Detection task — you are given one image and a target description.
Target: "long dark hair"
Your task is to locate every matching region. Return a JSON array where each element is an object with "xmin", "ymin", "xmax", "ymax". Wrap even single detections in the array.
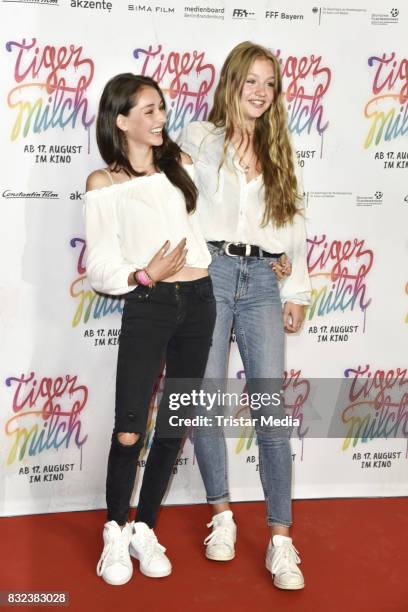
[{"xmin": 96, "ymin": 73, "xmax": 197, "ymax": 213}]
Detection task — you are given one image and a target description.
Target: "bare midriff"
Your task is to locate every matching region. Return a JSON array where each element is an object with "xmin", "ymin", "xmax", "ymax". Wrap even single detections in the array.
[{"xmin": 162, "ymin": 267, "xmax": 209, "ymax": 282}]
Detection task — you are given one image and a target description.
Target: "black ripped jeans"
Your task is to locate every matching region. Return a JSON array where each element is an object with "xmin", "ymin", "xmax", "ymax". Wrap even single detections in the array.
[{"xmin": 106, "ymin": 276, "xmax": 216, "ymax": 528}]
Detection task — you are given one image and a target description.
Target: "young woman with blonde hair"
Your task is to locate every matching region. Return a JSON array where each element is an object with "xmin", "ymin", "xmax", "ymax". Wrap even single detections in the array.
[{"xmin": 180, "ymin": 41, "xmax": 311, "ymax": 590}]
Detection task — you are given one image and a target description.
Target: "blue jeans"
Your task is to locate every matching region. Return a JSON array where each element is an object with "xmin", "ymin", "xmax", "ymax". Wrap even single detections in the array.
[{"xmin": 193, "ymin": 244, "xmax": 292, "ymax": 527}]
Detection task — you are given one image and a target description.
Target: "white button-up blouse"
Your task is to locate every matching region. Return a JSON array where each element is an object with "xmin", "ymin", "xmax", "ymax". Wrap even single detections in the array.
[{"xmin": 179, "ymin": 121, "xmax": 311, "ymax": 305}]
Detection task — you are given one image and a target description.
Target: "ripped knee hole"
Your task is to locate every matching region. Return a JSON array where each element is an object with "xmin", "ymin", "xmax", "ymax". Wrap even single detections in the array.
[{"xmin": 117, "ymin": 432, "xmax": 140, "ymax": 446}]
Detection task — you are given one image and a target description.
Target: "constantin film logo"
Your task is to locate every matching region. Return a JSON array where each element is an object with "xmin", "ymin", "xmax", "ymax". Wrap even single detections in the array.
[
  {"xmin": 2, "ymin": 189, "xmax": 59, "ymax": 199},
  {"xmin": 2, "ymin": 0, "xmax": 59, "ymax": 5}
]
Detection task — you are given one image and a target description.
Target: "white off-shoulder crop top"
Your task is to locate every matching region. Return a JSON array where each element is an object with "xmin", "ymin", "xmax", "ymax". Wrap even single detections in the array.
[{"xmin": 84, "ymin": 164, "xmax": 211, "ymax": 295}]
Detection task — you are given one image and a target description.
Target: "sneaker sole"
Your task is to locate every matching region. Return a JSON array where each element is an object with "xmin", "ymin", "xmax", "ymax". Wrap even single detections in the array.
[
  {"xmin": 99, "ymin": 571, "xmax": 133, "ymax": 586},
  {"xmin": 129, "ymin": 546, "xmax": 172, "ymax": 578},
  {"xmin": 273, "ymin": 577, "xmax": 305, "ymax": 590},
  {"xmin": 205, "ymin": 550, "xmax": 235, "ymax": 561},
  {"xmin": 139, "ymin": 565, "xmax": 172, "ymax": 578},
  {"xmin": 265, "ymin": 559, "xmax": 305, "ymax": 590}
]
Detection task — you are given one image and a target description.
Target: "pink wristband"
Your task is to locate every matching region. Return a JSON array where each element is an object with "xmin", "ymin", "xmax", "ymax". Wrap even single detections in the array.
[
  {"xmin": 134, "ymin": 269, "xmax": 155, "ymax": 287},
  {"xmin": 135, "ymin": 270, "xmax": 150, "ymax": 286}
]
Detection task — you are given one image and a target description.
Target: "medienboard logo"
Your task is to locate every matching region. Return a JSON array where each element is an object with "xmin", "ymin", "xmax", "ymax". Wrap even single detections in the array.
[
  {"xmin": 232, "ymin": 8, "xmax": 255, "ymax": 19},
  {"xmin": 184, "ymin": 5, "xmax": 225, "ymax": 19}
]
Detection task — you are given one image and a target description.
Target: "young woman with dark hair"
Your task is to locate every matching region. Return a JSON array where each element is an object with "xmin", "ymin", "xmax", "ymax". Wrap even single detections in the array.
[
  {"xmin": 180, "ymin": 42, "xmax": 311, "ymax": 590},
  {"xmin": 85, "ymin": 73, "xmax": 216, "ymax": 586}
]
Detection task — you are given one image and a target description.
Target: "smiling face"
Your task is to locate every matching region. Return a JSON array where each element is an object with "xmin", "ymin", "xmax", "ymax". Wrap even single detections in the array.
[
  {"xmin": 116, "ymin": 85, "xmax": 166, "ymax": 148},
  {"xmin": 240, "ymin": 57, "xmax": 275, "ymax": 123}
]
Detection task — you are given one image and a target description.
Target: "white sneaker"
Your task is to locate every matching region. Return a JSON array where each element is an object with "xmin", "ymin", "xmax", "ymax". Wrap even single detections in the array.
[
  {"xmin": 265, "ymin": 535, "xmax": 305, "ymax": 590},
  {"xmin": 129, "ymin": 522, "xmax": 172, "ymax": 578},
  {"xmin": 96, "ymin": 521, "xmax": 133, "ymax": 586},
  {"xmin": 204, "ymin": 510, "xmax": 237, "ymax": 561}
]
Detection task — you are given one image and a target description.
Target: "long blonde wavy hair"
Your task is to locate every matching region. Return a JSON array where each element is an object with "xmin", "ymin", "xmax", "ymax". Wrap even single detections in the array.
[{"xmin": 209, "ymin": 41, "xmax": 300, "ymax": 227}]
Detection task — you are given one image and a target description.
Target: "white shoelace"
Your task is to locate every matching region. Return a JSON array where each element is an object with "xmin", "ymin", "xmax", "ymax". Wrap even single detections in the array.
[
  {"xmin": 135, "ymin": 529, "xmax": 166, "ymax": 564},
  {"xmin": 271, "ymin": 542, "xmax": 301, "ymax": 576},
  {"xmin": 204, "ymin": 519, "xmax": 234, "ymax": 548},
  {"xmin": 96, "ymin": 528, "xmax": 130, "ymax": 576}
]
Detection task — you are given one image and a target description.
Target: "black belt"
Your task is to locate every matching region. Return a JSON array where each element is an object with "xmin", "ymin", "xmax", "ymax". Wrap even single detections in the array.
[{"xmin": 208, "ymin": 241, "xmax": 283, "ymax": 259}]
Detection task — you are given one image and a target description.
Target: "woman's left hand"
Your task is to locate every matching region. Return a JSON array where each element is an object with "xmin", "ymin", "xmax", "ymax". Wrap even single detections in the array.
[
  {"xmin": 283, "ymin": 302, "xmax": 305, "ymax": 333},
  {"xmin": 270, "ymin": 254, "xmax": 292, "ymax": 280}
]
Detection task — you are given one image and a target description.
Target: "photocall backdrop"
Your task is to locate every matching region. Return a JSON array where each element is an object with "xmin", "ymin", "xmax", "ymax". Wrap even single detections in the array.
[{"xmin": 1, "ymin": 0, "xmax": 407, "ymax": 517}]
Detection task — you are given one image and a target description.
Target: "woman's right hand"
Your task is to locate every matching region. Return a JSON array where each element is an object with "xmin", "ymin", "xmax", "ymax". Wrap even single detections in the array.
[
  {"xmin": 270, "ymin": 254, "xmax": 292, "ymax": 280},
  {"xmin": 146, "ymin": 239, "xmax": 188, "ymax": 282}
]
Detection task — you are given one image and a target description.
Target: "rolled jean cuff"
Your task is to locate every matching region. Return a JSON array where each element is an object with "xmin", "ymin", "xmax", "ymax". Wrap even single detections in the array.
[
  {"xmin": 268, "ymin": 519, "xmax": 292, "ymax": 528},
  {"xmin": 207, "ymin": 493, "xmax": 230, "ymax": 504}
]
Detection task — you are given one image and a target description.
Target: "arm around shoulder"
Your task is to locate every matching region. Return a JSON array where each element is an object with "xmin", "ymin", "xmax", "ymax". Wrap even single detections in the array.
[
  {"xmin": 177, "ymin": 121, "xmax": 208, "ymax": 162},
  {"xmin": 180, "ymin": 152, "xmax": 193, "ymax": 165}
]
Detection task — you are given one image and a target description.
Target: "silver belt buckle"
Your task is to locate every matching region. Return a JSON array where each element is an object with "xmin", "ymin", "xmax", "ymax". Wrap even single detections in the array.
[
  {"xmin": 225, "ymin": 242, "xmax": 238, "ymax": 257},
  {"xmin": 225, "ymin": 242, "xmax": 251, "ymax": 257}
]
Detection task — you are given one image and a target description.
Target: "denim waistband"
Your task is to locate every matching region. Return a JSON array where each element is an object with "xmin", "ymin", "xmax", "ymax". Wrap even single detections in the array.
[
  {"xmin": 155, "ymin": 276, "xmax": 211, "ymax": 293},
  {"xmin": 127, "ymin": 275, "xmax": 212, "ymax": 298}
]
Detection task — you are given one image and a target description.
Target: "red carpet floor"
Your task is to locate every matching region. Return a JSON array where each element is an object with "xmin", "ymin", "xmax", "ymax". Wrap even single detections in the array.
[{"xmin": 1, "ymin": 498, "xmax": 407, "ymax": 612}]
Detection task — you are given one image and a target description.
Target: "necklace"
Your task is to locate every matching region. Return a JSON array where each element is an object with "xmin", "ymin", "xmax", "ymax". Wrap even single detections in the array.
[
  {"xmin": 238, "ymin": 153, "xmax": 254, "ymax": 174},
  {"xmin": 231, "ymin": 127, "xmax": 257, "ymax": 174}
]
